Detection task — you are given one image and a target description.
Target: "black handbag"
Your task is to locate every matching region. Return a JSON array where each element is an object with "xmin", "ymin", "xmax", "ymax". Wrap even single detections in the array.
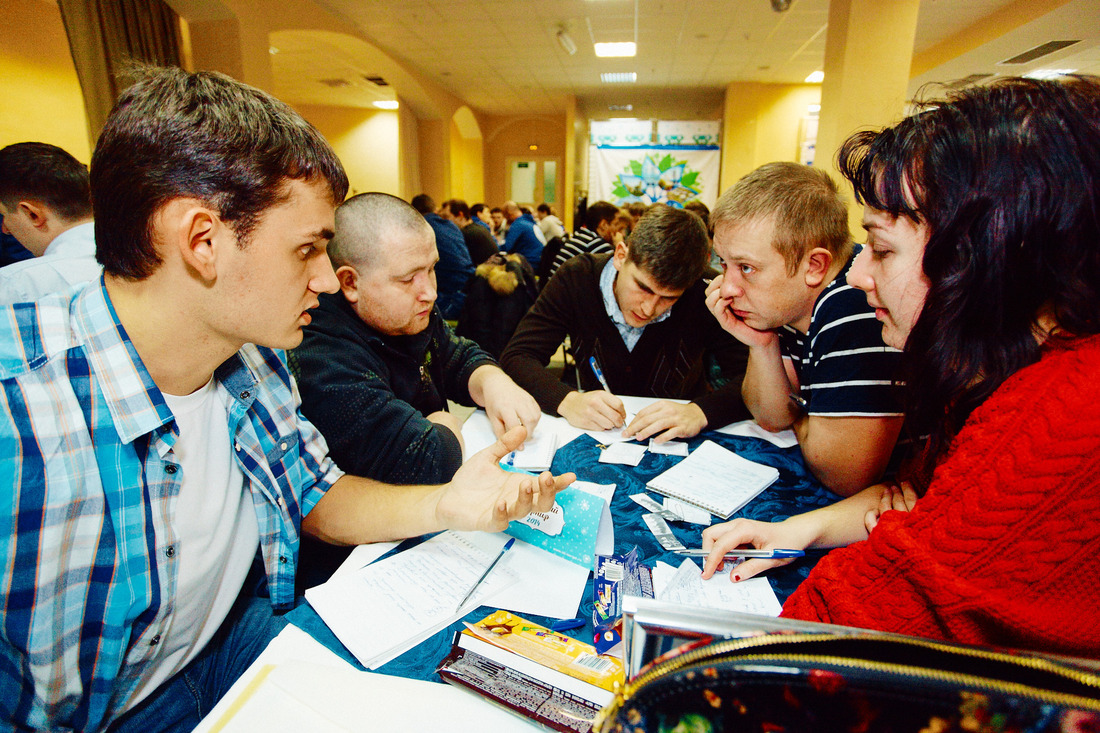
[{"xmin": 595, "ymin": 598, "xmax": 1100, "ymax": 733}]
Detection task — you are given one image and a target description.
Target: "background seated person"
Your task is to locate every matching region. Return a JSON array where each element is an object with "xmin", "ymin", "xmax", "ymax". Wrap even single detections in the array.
[
  {"xmin": 409, "ymin": 193, "xmax": 473, "ymax": 319},
  {"xmin": 0, "ymin": 142, "xmax": 101, "ymax": 303},
  {"xmin": 548, "ymin": 199, "xmax": 620, "ymax": 279},
  {"xmin": 500, "ymin": 204, "xmax": 749, "ymax": 442},
  {"xmin": 702, "ymin": 76, "xmax": 1100, "ymax": 658},
  {"xmin": 706, "ymin": 162, "xmax": 905, "ymax": 496},
  {"xmin": 293, "ymin": 191, "xmax": 540, "ymax": 485},
  {"xmin": 501, "ymin": 200, "xmax": 544, "ymax": 270}
]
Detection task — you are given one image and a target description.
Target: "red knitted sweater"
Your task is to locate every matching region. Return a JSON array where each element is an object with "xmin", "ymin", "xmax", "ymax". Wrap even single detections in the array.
[{"xmin": 782, "ymin": 334, "xmax": 1100, "ymax": 657}]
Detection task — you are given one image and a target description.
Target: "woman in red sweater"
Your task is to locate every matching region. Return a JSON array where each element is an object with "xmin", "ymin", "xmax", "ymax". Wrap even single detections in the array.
[{"xmin": 702, "ymin": 75, "xmax": 1100, "ymax": 657}]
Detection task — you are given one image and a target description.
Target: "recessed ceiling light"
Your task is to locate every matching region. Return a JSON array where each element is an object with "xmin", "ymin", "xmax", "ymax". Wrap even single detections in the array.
[
  {"xmin": 807, "ymin": 103, "xmax": 821, "ymax": 114},
  {"xmin": 373, "ymin": 100, "xmax": 399, "ymax": 110},
  {"xmin": 805, "ymin": 70, "xmax": 824, "ymax": 83},
  {"xmin": 601, "ymin": 72, "xmax": 637, "ymax": 83},
  {"xmin": 269, "ymin": 47, "xmax": 279, "ymax": 54},
  {"xmin": 1024, "ymin": 68, "xmax": 1076, "ymax": 79},
  {"xmin": 594, "ymin": 42, "xmax": 636, "ymax": 58}
]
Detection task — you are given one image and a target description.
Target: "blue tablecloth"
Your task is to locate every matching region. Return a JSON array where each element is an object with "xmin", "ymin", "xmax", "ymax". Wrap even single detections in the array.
[{"xmin": 288, "ymin": 429, "xmax": 839, "ymax": 681}]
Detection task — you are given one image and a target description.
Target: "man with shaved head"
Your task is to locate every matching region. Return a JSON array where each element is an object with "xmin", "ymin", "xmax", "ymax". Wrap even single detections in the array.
[{"xmin": 292, "ymin": 192, "xmax": 540, "ymax": 486}]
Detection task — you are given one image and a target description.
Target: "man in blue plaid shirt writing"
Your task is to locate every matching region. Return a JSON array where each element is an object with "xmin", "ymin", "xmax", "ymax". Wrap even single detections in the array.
[{"xmin": 0, "ymin": 66, "xmax": 572, "ymax": 733}]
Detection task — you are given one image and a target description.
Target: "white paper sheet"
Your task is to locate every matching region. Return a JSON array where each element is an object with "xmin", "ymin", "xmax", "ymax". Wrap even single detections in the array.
[
  {"xmin": 648, "ymin": 439, "xmax": 689, "ymax": 456},
  {"xmin": 306, "ymin": 532, "xmax": 518, "ymax": 668},
  {"xmin": 201, "ymin": 657, "xmax": 540, "ymax": 733},
  {"xmin": 597, "ymin": 442, "xmax": 647, "ymax": 465},
  {"xmin": 193, "ymin": 626, "xmax": 356, "ymax": 733},
  {"xmin": 715, "ymin": 419, "xmax": 798, "ymax": 448},
  {"xmin": 658, "ymin": 558, "xmax": 783, "ymax": 616},
  {"xmin": 327, "ymin": 542, "xmax": 400, "ymax": 582}
]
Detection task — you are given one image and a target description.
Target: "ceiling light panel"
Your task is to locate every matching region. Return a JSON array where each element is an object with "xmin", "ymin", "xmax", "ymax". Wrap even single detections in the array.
[{"xmin": 601, "ymin": 72, "xmax": 637, "ymax": 83}]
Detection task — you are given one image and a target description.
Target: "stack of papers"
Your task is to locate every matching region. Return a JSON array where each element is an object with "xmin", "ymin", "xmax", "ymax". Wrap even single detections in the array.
[{"xmin": 306, "ymin": 532, "xmax": 518, "ymax": 668}]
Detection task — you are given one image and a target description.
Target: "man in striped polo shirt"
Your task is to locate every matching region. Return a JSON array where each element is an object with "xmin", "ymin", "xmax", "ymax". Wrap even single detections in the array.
[{"xmin": 705, "ymin": 162, "xmax": 904, "ymax": 497}]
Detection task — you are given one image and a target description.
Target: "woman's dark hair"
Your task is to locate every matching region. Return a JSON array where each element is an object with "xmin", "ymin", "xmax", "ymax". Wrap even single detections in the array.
[
  {"xmin": 91, "ymin": 66, "xmax": 348, "ymax": 279},
  {"xmin": 838, "ymin": 76, "xmax": 1100, "ymax": 475}
]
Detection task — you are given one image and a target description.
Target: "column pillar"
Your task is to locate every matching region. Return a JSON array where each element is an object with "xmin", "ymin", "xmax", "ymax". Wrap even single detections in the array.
[{"xmin": 816, "ymin": 0, "xmax": 920, "ymax": 235}]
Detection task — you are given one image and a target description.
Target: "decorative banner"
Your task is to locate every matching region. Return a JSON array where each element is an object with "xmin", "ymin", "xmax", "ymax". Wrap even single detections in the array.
[
  {"xmin": 656, "ymin": 120, "xmax": 721, "ymax": 146},
  {"xmin": 589, "ymin": 145, "xmax": 722, "ymax": 209},
  {"xmin": 590, "ymin": 119, "xmax": 653, "ymax": 146}
]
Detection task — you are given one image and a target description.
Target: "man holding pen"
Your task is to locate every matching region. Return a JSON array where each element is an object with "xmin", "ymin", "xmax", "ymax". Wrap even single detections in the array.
[{"xmin": 500, "ymin": 204, "xmax": 750, "ymax": 441}]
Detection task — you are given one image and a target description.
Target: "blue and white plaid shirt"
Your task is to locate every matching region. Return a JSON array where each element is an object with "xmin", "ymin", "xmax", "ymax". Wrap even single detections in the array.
[{"xmin": 0, "ymin": 279, "xmax": 343, "ymax": 731}]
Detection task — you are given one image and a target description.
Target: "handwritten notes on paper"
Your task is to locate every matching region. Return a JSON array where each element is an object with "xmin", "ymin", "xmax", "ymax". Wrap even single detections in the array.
[
  {"xmin": 305, "ymin": 532, "xmax": 518, "ymax": 669},
  {"xmin": 658, "ymin": 559, "xmax": 783, "ymax": 617}
]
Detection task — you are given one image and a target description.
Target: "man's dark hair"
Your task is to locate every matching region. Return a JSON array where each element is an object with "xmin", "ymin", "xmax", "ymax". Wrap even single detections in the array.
[
  {"xmin": 471, "ymin": 203, "xmax": 488, "ymax": 219},
  {"xmin": 490, "ymin": 206, "xmax": 502, "ymax": 215},
  {"xmin": 584, "ymin": 200, "xmax": 620, "ymax": 232},
  {"xmin": 410, "ymin": 193, "xmax": 436, "ymax": 214},
  {"xmin": 0, "ymin": 142, "xmax": 91, "ymax": 222},
  {"xmin": 445, "ymin": 199, "xmax": 470, "ymax": 219},
  {"xmin": 838, "ymin": 75, "xmax": 1100, "ymax": 477},
  {"xmin": 91, "ymin": 66, "xmax": 348, "ymax": 280},
  {"xmin": 537, "ymin": 203, "xmax": 552, "ymax": 215},
  {"xmin": 625, "ymin": 202, "xmax": 649, "ymax": 221},
  {"xmin": 626, "ymin": 204, "xmax": 709, "ymax": 290}
]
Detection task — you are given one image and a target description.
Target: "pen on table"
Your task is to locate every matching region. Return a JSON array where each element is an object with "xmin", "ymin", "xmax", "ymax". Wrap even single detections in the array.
[
  {"xmin": 589, "ymin": 356, "xmax": 612, "ymax": 392},
  {"xmin": 456, "ymin": 538, "xmax": 515, "ymax": 613},
  {"xmin": 676, "ymin": 548, "xmax": 805, "ymax": 559}
]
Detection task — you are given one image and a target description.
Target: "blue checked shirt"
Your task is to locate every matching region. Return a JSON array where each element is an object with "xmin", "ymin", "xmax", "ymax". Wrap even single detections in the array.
[{"xmin": 0, "ymin": 280, "xmax": 344, "ymax": 731}]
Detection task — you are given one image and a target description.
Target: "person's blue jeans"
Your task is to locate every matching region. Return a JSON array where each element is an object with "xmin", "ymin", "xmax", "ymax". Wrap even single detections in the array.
[{"xmin": 108, "ymin": 588, "xmax": 288, "ymax": 733}]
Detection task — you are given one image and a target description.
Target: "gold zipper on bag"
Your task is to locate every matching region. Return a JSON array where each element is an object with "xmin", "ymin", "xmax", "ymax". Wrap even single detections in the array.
[{"xmin": 594, "ymin": 633, "xmax": 1100, "ymax": 730}]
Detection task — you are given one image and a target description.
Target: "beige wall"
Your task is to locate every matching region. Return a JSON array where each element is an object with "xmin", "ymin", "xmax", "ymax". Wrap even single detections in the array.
[
  {"xmin": 297, "ymin": 105, "xmax": 400, "ymax": 198},
  {"xmin": 719, "ymin": 83, "xmax": 821, "ymax": 192},
  {"xmin": 482, "ymin": 115, "xmax": 566, "ymax": 208},
  {"xmin": 0, "ymin": 0, "xmax": 91, "ymax": 160},
  {"xmin": 449, "ymin": 118, "xmax": 484, "ymax": 204}
]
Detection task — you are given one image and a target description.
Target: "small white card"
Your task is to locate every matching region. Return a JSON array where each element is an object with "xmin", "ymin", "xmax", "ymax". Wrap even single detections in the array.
[
  {"xmin": 647, "ymin": 439, "xmax": 689, "ymax": 456},
  {"xmin": 598, "ymin": 442, "xmax": 647, "ymax": 466}
]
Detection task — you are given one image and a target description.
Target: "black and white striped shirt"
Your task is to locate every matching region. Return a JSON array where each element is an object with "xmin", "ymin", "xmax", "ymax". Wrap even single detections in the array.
[{"xmin": 779, "ymin": 247, "xmax": 904, "ymax": 417}]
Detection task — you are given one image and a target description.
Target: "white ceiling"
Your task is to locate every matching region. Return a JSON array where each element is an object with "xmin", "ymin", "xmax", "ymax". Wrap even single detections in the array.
[{"xmin": 263, "ymin": 0, "xmax": 1100, "ymax": 118}]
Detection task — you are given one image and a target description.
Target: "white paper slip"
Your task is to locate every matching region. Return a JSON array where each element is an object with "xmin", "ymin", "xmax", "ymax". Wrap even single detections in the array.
[
  {"xmin": 715, "ymin": 419, "xmax": 799, "ymax": 449},
  {"xmin": 629, "ymin": 493, "xmax": 682, "ymax": 522},
  {"xmin": 598, "ymin": 442, "xmax": 647, "ymax": 466},
  {"xmin": 647, "ymin": 439, "xmax": 689, "ymax": 456},
  {"xmin": 646, "ymin": 440, "xmax": 779, "ymax": 519},
  {"xmin": 663, "ymin": 497, "xmax": 712, "ymax": 526},
  {"xmin": 305, "ymin": 531, "xmax": 518, "ymax": 669},
  {"xmin": 659, "ymin": 558, "xmax": 783, "ymax": 616}
]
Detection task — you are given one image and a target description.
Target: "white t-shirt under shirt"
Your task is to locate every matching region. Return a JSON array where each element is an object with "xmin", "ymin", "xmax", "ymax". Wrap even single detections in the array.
[{"xmin": 126, "ymin": 378, "xmax": 260, "ymax": 710}]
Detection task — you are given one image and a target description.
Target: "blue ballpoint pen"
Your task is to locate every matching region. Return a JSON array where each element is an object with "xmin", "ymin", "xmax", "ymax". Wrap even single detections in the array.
[
  {"xmin": 456, "ymin": 538, "xmax": 516, "ymax": 612},
  {"xmin": 589, "ymin": 356, "xmax": 612, "ymax": 392},
  {"xmin": 675, "ymin": 548, "xmax": 805, "ymax": 560}
]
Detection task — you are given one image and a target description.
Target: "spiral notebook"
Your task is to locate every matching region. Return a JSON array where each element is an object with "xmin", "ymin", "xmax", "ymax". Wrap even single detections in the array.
[{"xmin": 644, "ymin": 440, "xmax": 779, "ymax": 519}]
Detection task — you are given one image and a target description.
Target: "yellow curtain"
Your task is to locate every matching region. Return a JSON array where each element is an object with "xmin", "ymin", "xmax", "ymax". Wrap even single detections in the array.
[{"xmin": 58, "ymin": 0, "xmax": 182, "ymax": 148}]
